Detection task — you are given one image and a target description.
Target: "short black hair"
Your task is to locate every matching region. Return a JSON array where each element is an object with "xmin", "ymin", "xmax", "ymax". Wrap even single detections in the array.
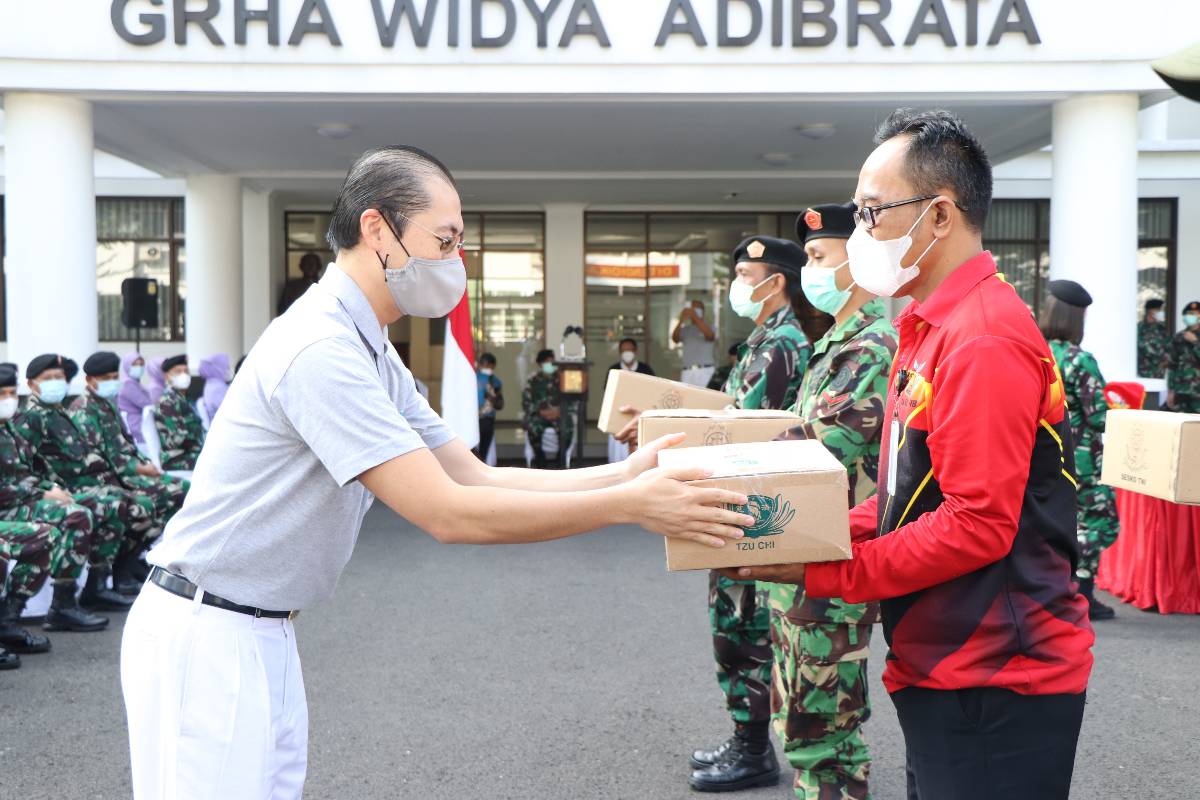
[
  {"xmin": 619, "ymin": 338, "xmax": 638, "ymax": 349},
  {"xmin": 763, "ymin": 263, "xmax": 803, "ymax": 306},
  {"xmin": 536, "ymin": 349, "xmax": 555, "ymax": 363},
  {"xmin": 1145, "ymin": 298, "xmax": 1165, "ymax": 312},
  {"xmin": 728, "ymin": 344, "xmax": 740, "ymax": 357},
  {"xmin": 325, "ymin": 145, "xmax": 457, "ymax": 254},
  {"xmin": 1039, "ymin": 295, "xmax": 1086, "ymax": 346},
  {"xmin": 874, "ymin": 108, "xmax": 992, "ymax": 231},
  {"xmin": 479, "ymin": 352, "xmax": 497, "ymax": 367}
]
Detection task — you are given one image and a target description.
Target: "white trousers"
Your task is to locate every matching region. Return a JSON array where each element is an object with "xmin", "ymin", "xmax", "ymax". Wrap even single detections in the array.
[
  {"xmin": 121, "ymin": 581, "xmax": 309, "ymax": 800},
  {"xmin": 680, "ymin": 365, "xmax": 715, "ymax": 388}
]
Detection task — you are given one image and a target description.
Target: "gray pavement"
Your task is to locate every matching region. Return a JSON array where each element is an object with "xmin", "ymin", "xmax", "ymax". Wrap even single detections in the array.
[{"xmin": 2, "ymin": 507, "xmax": 1199, "ymax": 799}]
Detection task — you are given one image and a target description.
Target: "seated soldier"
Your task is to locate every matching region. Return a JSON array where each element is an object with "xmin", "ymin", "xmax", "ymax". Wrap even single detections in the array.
[
  {"xmin": 13, "ymin": 355, "xmax": 154, "ymax": 608},
  {"xmin": 522, "ymin": 349, "xmax": 572, "ymax": 468},
  {"xmin": 71, "ymin": 351, "xmax": 189, "ymax": 585},
  {"xmin": 155, "ymin": 354, "xmax": 206, "ymax": 471}
]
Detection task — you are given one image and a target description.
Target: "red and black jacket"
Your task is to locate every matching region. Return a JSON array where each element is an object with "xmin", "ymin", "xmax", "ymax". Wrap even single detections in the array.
[{"xmin": 805, "ymin": 252, "xmax": 1094, "ymax": 696}]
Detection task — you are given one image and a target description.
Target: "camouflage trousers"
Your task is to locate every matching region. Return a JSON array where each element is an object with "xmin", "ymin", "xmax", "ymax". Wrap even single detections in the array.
[
  {"xmin": 526, "ymin": 417, "xmax": 572, "ymax": 467},
  {"xmin": 709, "ymin": 571, "xmax": 773, "ymax": 724},
  {"xmin": 1076, "ymin": 477, "xmax": 1119, "ymax": 580},
  {"xmin": 71, "ymin": 474, "xmax": 176, "ymax": 543},
  {"xmin": 767, "ymin": 586, "xmax": 873, "ymax": 800},
  {"xmin": 121, "ymin": 473, "xmax": 188, "ymax": 533},
  {"xmin": 0, "ymin": 519, "xmax": 88, "ymax": 600},
  {"xmin": 3, "ymin": 490, "xmax": 150, "ymax": 568},
  {"xmin": 1173, "ymin": 394, "xmax": 1200, "ymax": 414}
]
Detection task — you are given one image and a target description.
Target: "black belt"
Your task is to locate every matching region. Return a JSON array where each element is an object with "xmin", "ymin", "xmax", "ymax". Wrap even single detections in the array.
[{"xmin": 149, "ymin": 567, "xmax": 298, "ymax": 620}]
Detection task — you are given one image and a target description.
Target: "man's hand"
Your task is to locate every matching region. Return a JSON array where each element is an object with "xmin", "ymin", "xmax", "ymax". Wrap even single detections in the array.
[
  {"xmin": 622, "ymin": 465, "xmax": 753, "ymax": 547},
  {"xmin": 614, "ymin": 405, "xmax": 642, "ymax": 445},
  {"xmin": 622, "ymin": 432, "xmax": 685, "ymax": 481},
  {"xmin": 680, "ymin": 307, "xmax": 693, "ymax": 323},
  {"xmin": 539, "ymin": 407, "xmax": 561, "ymax": 422},
  {"xmin": 1185, "ymin": 331, "xmax": 1198, "ymax": 344},
  {"xmin": 717, "ymin": 564, "xmax": 807, "ymax": 584},
  {"xmin": 136, "ymin": 462, "xmax": 162, "ymax": 478},
  {"xmin": 42, "ymin": 487, "xmax": 73, "ymax": 504}
]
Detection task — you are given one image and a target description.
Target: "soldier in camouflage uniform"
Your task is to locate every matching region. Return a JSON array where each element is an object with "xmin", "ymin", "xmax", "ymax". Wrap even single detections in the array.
[
  {"xmin": 1137, "ymin": 299, "xmax": 1170, "ymax": 379},
  {"xmin": 1168, "ymin": 301, "xmax": 1200, "ymax": 414},
  {"xmin": 522, "ymin": 348, "xmax": 573, "ymax": 468},
  {"xmin": 156, "ymin": 354, "xmax": 206, "ymax": 471},
  {"xmin": 761, "ymin": 203, "xmax": 898, "ymax": 800},
  {"xmin": 706, "ymin": 344, "xmax": 740, "ymax": 391},
  {"xmin": 71, "ymin": 352, "xmax": 189, "ymax": 562},
  {"xmin": 15, "ymin": 354, "xmax": 154, "ymax": 607},
  {"xmin": 0, "ymin": 363, "xmax": 113, "ymax": 633},
  {"xmin": 1041, "ymin": 281, "xmax": 1119, "ymax": 621},
  {"xmin": 691, "ymin": 236, "xmax": 812, "ymax": 793}
]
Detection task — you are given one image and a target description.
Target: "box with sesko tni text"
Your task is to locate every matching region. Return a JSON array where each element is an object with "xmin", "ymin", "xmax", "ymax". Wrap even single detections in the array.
[
  {"xmin": 596, "ymin": 370, "xmax": 731, "ymax": 435},
  {"xmin": 637, "ymin": 408, "xmax": 800, "ymax": 449},
  {"xmin": 1101, "ymin": 409, "xmax": 1200, "ymax": 504},
  {"xmin": 657, "ymin": 440, "xmax": 852, "ymax": 571}
]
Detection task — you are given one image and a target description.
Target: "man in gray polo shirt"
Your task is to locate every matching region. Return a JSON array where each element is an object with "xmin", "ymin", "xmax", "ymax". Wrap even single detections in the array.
[{"xmin": 120, "ymin": 145, "xmax": 753, "ymax": 800}]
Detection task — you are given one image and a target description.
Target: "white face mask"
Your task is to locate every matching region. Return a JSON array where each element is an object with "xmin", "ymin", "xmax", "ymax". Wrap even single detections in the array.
[
  {"xmin": 847, "ymin": 201, "xmax": 938, "ymax": 298},
  {"xmin": 620, "ymin": 351, "xmax": 637, "ymax": 366},
  {"xmin": 1153, "ymin": 310, "xmax": 1166, "ymax": 323},
  {"xmin": 0, "ymin": 397, "xmax": 17, "ymax": 420},
  {"xmin": 170, "ymin": 373, "xmax": 192, "ymax": 391}
]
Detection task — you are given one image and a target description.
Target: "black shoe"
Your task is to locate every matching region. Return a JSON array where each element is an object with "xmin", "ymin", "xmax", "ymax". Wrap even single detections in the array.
[
  {"xmin": 0, "ymin": 594, "xmax": 51, "ymax": 653},
  {"xmin": 0, "ymin": 644, "xmax": 20, "ymax": 670},
  {"xmin": 43, "ymin": 581, "xmax": 108, "ymax": 632},
  {"xmin": 79, "ymin": 566, "xmax": 135, "ymax": 611},
  {"xmin": 112, "ymin": 554, "xmax": 144, "ymax": 596},
  {"xmin": 1078, "ymin": 577, "xmax": 1116, "ymax": 621},
  {"xmin": 689, "ymin": 739, "xmax": 779, "ymax": 793},
  {"xmin": 128, "ymin": 555, "xmax": 152, "ymax": 584},
  {"xmin": 691, "ymin": 735, "xmax": 738, "ymax": 769}
]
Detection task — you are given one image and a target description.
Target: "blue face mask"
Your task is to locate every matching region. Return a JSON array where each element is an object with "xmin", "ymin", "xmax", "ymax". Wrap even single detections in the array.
[
  {"xmin": 541, "ymin": 362, "xmax": 557, "ymax": 376},
  {"xmin": 1186, "ymin": 313, "xmax": 1200, "ymax": 328},
  {"xmin": 128, "ymin": 365, "xmax": 145, "ymax": 380},
  {"xmin": 37, "ymin": 379, "xmax": 68, "ymax": 405},
  {"xmin": 96, "ymin": 379, "xmax": 122, "ymax": 399},
  {"xmin": 801, "ymin": 260, "xmax": 854, "ymax": 316}
]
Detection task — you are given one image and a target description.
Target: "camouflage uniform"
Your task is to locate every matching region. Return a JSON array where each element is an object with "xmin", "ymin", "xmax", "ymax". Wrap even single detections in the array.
[
  {"xmin": 766, "ymin": 299, "xmax": 896, "ymax": 800},
  {"xmin": 712, "ymin": 305, "xmax": 812, "ymax": 726},
  {"xmin": 70, "ymin": 391, "xmax": 188, "ymax": 528},
  {"xmin": 1137, "ymin": 320, "xmax": 1170, "ymax": 379},
  {"xmin": 154, "ymin": 387, "xmax": 205, "ymax": 471},
  {"xmin": 1168, "ymin": 330, "xmax": 1200, "ymax": 413},
  {"xmin": 522, "ymin": 372, "xmax": 574, "ymax": 466},
  {"xmin": 0, "ymin": 519, "xmax": 89, "ymax": 600},
  {"xmin": 1049, "ymin": 340, "xmax": 1118, "ymax": 580},
  {"xmin": 12, "ymin": 397, "xmax": 157, "ymax": 558}
]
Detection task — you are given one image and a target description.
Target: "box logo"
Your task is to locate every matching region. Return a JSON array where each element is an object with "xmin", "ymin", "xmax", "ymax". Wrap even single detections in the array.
[
  {"xmin": 728, "ymin": 494, "xmax": 795, "ymax": 539},
  {"xmin": 658, "ymin": 389, "xmax": 683, "ymax": 409},
  {"xmin": 703, "ymin": 423, "xmax": 732, "ymax": 447},
  {"xmin": 1123, "ymin": 423, "xmax": 1147, "ymax": 473}
]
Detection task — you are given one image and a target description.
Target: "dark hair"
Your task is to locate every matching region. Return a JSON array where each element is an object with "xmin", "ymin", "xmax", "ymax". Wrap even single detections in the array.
[
  {"xmin": 728, "ymin": 344, "xmax": 741, "ymax": 357},
  {"xmin": 874, "ymin": 108, "xmax": 992, "ymax": 232},
  {"xmin": 298, "ymin": 251, "xmax": 323, "ymax": 274},
  {"xmin": 763, "ymin": 264, "xmax": 803, "ymax": 306},
  {"xmin": 325, "ymin": 145, "xmax": 457, "ymax": 254},
  {"xmin": 536, "ymin": 349, "xmax": 555, "ymax": 363},
  {"xmin": 1145, "ymin": 298, "xmax": 1165, "ymax": 312},
  {"xmin": 1039, "ymin": 295, "xmax": 1086, "ymax": 346},
  {"xmin": 619, "ymin": 338, "xmax": 638, "ymax": 349},
  {"xmin": 479, "ymin": 352, "xmax": 497, "ymax": 367}
]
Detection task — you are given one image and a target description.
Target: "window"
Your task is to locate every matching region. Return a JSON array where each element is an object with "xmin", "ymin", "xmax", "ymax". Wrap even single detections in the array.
[
  {"xmin": 96, "ymin": 197, "xmax": 185, "ymax": 341},
  {"xmin": 983, "ymin": 199, "xmax": 1050, "ymax": 319},
  {"xmin": 0, "ymin": 195, "xmax": 6, "ymax": 340},
  {"xmin": 284, "ymin": 211, "xmax": 335, "ymax": 288},
  {"xmin": 1137, "ymin": 198, "xmax": 1177, "ymax": 334}
]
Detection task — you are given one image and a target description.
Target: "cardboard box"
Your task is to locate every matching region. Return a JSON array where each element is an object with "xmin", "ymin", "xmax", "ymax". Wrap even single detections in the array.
[
  {"xmin": 657, "ymin": 440, "xmax": 852, "ymax": 571},
  {"xmin": 1100, "ymin": 409, "xmax": 1200, "ymax": 504},
  {"xmin": 596, "ymin": 370, "xmax": 731, "ymax": 435},
  {"xmin": 638, "ymin": 408, "xmax": 801, "ymax": 449}
]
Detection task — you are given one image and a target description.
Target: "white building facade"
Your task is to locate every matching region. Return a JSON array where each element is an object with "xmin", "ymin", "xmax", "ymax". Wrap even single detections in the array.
[{"xmin": 1, "ymin": 0, "xmax": 1198, "ymax": 455}]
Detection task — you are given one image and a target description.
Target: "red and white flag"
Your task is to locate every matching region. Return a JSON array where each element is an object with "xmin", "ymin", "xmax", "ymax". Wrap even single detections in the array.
[{"xmin": 441, "ymin": 249, "xmax": 479, "ymax": 448}]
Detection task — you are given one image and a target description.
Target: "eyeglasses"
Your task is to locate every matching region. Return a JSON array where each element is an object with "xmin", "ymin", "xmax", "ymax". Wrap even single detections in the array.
[
  {"xmin": 384, "ymin": 210, "xmax": 467, "ymax": 257},
  {"xmin": 852, "ymin": 194, "xmax": 969, "ymax": 231}
]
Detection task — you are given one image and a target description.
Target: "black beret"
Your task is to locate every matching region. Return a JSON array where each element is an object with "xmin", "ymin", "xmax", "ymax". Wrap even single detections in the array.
[
  {"xmin": 0, "ymin": 364, "xmax": 16, "ymax": 388},
  {"xmin": 83, "ymin": 351, "xmax": 121, "ymax": 377},
  {"xmin": 1048, "ymin": 280, "xmax": 1093, "ymax": 309},
  {"xmin": 1185, "ymin": 301, "xmax": 1200, "ymax": 313},
  {"xmin": 162, "ymin": 354, "xmax": 188, "ymax": 373},
  {"xmin": 1145, "ymin": 298, "xmax": 1165, "ymax": 311},
  {"xmin": 536, "ymin": 349, "xmax": 555, "ymax": 363},
  {"xmin": 732, "ymin": 236, "xmax": 807, "ymax": 275},
  {"xmin": 797, "ymin": 203, "xmax": 857, "ymax": 243},
  {"xmin": 63, "ymin": 359, "xmax": 79, "ymax": 382},
  {"xmin": 26, "ymin": 353, "xmax": 65, "ymax": 380}
]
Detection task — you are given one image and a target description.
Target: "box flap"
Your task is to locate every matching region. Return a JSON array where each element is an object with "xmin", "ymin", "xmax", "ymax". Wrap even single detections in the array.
[
  {"xmin": 657, "ymin": 439, "xmax": 843, "ymax": 478},
  {"xmin": 639, "ymin": 408, "xmax": 798, "ymax": 421}
]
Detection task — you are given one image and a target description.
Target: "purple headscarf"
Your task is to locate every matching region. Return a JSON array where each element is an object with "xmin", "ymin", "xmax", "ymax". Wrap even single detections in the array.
[
  {"xmin": 199, "ymin": 353, "xmax": 230, "ymax": 418},
  {"xmin": 146, "ymin": 357, "xmax": 166, "ymax": 405},
  {"xmin": 117, "ymin": 352, "xmax": 149, "ymax": 443}
]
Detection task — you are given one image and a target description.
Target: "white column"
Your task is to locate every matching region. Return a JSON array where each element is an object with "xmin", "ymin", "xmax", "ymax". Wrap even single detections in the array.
[
  {"xmin": 3, "ymin": 93, "xmax": 96, "ymax": 383},
  {"xmin": 1050, "ymin": 94, "xmax": 1139, "ymax": 381},
  {"xmin": 240, "ymin": 186, "xmax": 271, "ymax": 354},
  {"xmin": 543, "ymin": 203, "xmax": 586, "ymax": 348},
  {"xmin": 184, "ymin": 175, "xmax": 243, "ymax": 368}
]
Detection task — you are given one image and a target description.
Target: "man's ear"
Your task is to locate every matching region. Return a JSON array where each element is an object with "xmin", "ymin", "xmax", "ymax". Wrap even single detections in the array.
[
  {"xmin": 933, "ymin": 197, "xmax": 956, "ymax": 236},
  {"xmin": 359, "ymin": 209, "xmax": 387, "ymax": 251}
]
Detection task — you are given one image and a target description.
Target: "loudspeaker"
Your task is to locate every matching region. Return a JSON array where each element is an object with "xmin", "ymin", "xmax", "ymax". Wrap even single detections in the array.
[{"xmin": 121, "ymin": 278, "xmax": 159, "ymax": 329}]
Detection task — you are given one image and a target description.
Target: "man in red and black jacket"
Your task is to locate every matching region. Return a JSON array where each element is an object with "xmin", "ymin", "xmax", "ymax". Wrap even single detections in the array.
[{"xmin": 726, "ymin": 109, "xmax": 1095, "ymax": 800}]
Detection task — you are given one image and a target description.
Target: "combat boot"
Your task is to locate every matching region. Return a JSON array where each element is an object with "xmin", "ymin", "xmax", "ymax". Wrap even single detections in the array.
[
  {"xmin": 112, "ymin": 553, "xmax": 144, "ymax": 596},
  {"xmin": 43, "ymin": 580, "xmax": 108, "ymax": 632},
  {"xmin": 691, "ymin": 733, "xmax": 738, "ymax": 769},
  {"xmin": 0, "ymin": 593, "xmax": 51, "ymax": 653},
  {"xmin": 689, "ymin": 723, "xmax": 779, "ymax": 792},
  {"xmin": 1079, "ymin": 577, "xmax": 1116, "ymax": 621},
  {"xmin": 0, "ymin": 644, "xmax": 20, "ymax": 670},
  {"xmin": 78, "ymin": 566, "xmax": 134, "ymax": 612}
]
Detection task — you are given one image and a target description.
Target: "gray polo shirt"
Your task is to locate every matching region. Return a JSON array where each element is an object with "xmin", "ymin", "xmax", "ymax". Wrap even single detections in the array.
[
  {"xmin": 149, "ymin": 264, "xmax": 457, "ymax": 610},
  {"xmin": 679, "ymin": 323, "xmax": 715, "ymax": 368}
]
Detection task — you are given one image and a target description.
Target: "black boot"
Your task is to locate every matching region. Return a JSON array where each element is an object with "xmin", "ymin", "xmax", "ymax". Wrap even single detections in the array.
[
  {"xmin": 78, "ymin": 566, "xmax": 134, "ymax": 612},
  {"xmin": 0, "ymin": 644, "xmax": 20, "ymax": 670},
  {"xmin": 128, "ymin": 554, "xmax": 152, "ymax": 584},
  {"xmin": 112, "ymin": 553, "xmax": 144, "ymax": 596},
  {"xmin": 691, "ymin": 734, "xmax": 738, "ymax": 769},
  {"xmin": 0, "ymin": 593, "xmax": 51, "ymax": 653},
  {"xmin": 689, "ymin": 723, "xmax": 779, "ymax": 793},
  {"xmin": 1079, "ymin": 577, "xmax": 1116, "ymax": 621},
  {"xmin": 43, "ymin": 580, "xmax": 108, "ymax": 632}
]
